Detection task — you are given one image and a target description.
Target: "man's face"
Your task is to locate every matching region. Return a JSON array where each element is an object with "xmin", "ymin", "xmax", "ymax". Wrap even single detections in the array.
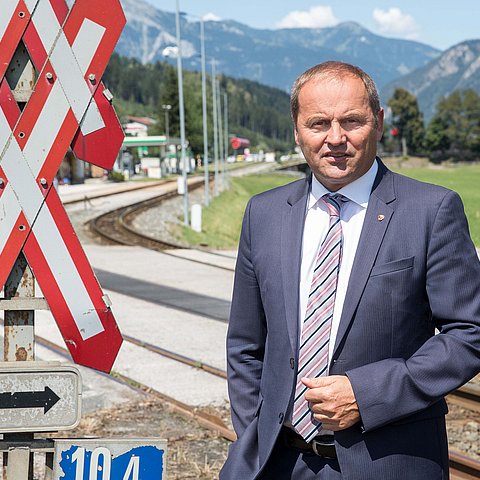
[{"xmin": 294, "ymin": 75, "xmax": 384, "ymax": 191}]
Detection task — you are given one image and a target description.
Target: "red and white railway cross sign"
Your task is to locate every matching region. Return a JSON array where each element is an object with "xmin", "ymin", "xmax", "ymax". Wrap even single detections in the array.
[{"xmin": 0, "ymin": 0, "xmax": 126, "ymax": 372}]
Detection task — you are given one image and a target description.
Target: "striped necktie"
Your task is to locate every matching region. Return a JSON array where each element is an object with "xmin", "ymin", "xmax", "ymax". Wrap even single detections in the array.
[{"xmin": 292, "ymin": 193, "xmax": 344, "ymax": 442}]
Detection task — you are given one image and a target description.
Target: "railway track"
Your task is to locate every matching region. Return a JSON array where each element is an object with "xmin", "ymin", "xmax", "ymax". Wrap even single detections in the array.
[
  {"xmin": 89, "ymin": 183, "xmax": 185, "ymax": 250},
  {"xmin": 35, "ymin": 331, "xmax": 480, "ymax": 478},
  {"xmin": 450, "ymin": 450, "xmax": 480, "ymax": 479},
  {"xmin": 88, "ymin": 175, "xmax": 237, "ymax": 271},
  {"xmin": 449, "ymin": 382, "xmax": 480, "ymax": 413},
  {"xmin": 35, "ymin": 333, "xmax": 236, "ymax": 441}
]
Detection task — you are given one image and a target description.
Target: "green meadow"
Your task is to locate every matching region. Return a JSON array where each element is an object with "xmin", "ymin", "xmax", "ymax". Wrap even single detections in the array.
[
  {"xmin": 178, "ymin": 164, "xmax": 480, "ymax": 248},
  {"xmin": 179, "ymin": 174, "xmax": 294, "ymax": 249},
  {"xmin": 394, "ymin": 164, "xmax": 480, "ymax": 246}
]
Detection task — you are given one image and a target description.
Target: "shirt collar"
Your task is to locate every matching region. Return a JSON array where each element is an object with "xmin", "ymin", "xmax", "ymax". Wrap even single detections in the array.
[{"xmin": 308, "ymin": 159, "xmax": 378, "ymax": 210}]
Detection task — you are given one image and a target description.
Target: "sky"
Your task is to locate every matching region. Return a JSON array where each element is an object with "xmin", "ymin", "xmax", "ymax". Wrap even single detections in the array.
[{"xmin": 146, "ymin": 1, "xmax": 480, "ymax": 51}]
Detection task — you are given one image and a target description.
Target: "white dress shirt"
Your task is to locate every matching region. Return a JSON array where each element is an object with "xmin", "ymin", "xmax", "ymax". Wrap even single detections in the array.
[{"xmin": 299, "ymin": 160, "xmax": 378, "ymax": 365}]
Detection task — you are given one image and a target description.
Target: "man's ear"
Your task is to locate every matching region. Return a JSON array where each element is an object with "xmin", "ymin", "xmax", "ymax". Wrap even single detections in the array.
[
  {"xmin": 294, "ymin": 128, "xmax": 299, "ymax": 145},
  {"xmin": 376, "ymin": 108, "xmax": 385, "ymax": 142}
]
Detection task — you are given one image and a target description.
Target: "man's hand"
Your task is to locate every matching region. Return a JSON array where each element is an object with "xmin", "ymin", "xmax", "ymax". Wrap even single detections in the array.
[{"xmin": 302, "ymin": 375, "xmax": 360, "ymax": 431}]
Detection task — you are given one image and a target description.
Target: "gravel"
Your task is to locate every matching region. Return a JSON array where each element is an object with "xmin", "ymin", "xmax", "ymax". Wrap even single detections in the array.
[
  {"xmin": 131, "ymin": 183, "xmax": 205, "ymax": 246},
  {"xmin": 447, "ymin": 375, "xmax": 480, "ymax": 459},
  {"xmin": 65, "ymin": 396, "xmax": 231, "ymax": 480}
]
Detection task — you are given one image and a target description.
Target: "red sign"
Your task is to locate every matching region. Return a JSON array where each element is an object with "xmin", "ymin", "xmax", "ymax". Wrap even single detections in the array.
[
  {"xmin": 0, "ymin": 0, "xmax": 126, "ymax": 372},
  {"xmin": 231, "ymin": 137, "xmax": 250, "ymax": 150}
]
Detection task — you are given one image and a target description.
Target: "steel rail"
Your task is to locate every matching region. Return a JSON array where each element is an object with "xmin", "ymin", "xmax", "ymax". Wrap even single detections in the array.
[
  {"xmin": 61, "ymin": 180, "xmax": 168, "ymax": 205},
  {"xmin": 122, "ymin": 333, "xmax": 227, "ymax": 380},
  {"xmin": 23, "ymin": 332, "xmax": 480, "ymax": 477},
  {"xmin": 34, "ymin": 334, "xmax": 235, "ymax": 441},
  {"xmin": 448, "ymin": 383, "xmax": 480, "ymax": 413},
  {"xmin": 89, "ymin": 176, "xmax": 236, "ymax": 271},
  {"xmin": 450, "ymin": 449, "xmax": 480, "ymax": 479}
]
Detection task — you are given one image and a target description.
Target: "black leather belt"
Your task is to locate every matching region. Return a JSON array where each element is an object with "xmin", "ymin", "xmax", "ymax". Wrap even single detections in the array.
[{"xmin": 282, "ymin": 427, "xmax": 337, "ymax": 459}]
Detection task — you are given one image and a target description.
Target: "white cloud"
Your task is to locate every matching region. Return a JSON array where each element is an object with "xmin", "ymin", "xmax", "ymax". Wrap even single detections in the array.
[
  {"xmin": 372, "ymin": 7, "xmax": 420, "ymax": 40},
  {"xmin": 203, "ymin": 12, "xmax": 221, "ymax": 22},
  {"xmin": 276, "ymin": 6, "xmax": 338, "ymax": 29}
]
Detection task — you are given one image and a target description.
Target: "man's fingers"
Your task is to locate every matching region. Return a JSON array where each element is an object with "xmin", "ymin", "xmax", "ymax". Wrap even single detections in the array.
[{"xmin": 301, "ymin": 376, "xmax": 330, "ymax": 388}]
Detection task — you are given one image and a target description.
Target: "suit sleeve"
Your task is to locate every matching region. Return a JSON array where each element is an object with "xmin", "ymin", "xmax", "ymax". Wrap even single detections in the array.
[
  {"xmin": 226, "ymin": 198, "xmax": 267, "ymax": 436},
  {"xmin": 346, "ymin": 190, "xmax": 480, "ymax": 432}
]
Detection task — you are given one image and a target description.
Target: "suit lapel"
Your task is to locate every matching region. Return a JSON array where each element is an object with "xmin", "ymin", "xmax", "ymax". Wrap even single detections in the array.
[
  {"xmin": 332, "ymin": 161, "xmax": 396, "ymax": 358},
  {"xmin": 281, "ymin": 177, "xmax": 310, "ymax": 353}
]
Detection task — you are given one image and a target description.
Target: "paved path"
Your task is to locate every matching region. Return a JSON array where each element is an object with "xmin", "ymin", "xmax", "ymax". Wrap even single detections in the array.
[
  {"xmin": 1, "ymin": 177, "xmax": 236, "ymax": 413},
  {"xmin": 33, "ymin": 243, "xmax": 233, "ymax": 408}
]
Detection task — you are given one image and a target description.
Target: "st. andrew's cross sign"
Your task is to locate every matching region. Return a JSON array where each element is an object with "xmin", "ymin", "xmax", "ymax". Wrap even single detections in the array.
[{"xmin": 0, "ymin": 0, "xmax": 126, "ymax": 372}]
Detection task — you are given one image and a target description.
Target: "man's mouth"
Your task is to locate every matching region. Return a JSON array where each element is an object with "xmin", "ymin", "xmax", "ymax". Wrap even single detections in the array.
[{"xmin": 323, "ymin": 152, "xmax": 349, "ymax": 160}]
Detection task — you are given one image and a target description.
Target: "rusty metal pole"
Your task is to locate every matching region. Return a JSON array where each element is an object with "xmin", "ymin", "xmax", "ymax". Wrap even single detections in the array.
[
  {"xmin": 4, "ymin": 252, "xmax": 35, "ymax": 363},
  {"xmin": 3, "ymin": 253, "xmax": 35, "ymax": 480}
]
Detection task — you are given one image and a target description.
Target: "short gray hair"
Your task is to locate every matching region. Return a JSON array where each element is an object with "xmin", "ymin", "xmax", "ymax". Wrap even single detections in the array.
[{"xmin": 290, "ymin": 61, "xmax": 381, "ymax": 127}]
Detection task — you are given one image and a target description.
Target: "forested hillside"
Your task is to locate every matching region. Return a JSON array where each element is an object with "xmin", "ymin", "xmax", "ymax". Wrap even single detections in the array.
[{"xmin": 103, "ymin": 53, "xmax": 294, "ymax": 154}]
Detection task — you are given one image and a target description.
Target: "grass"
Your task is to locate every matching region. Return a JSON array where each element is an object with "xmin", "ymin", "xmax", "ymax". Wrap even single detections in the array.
[
  {"xmin": 177, "ymin": 164, "xmax": 480, "ymax": 248},
  {"xmin": 392, "ymin": 164, "xmax": 480, "ymax": 246},
  {"xmin": 179, "ymin": 174, "xmax": 295, "ymax": 249}
]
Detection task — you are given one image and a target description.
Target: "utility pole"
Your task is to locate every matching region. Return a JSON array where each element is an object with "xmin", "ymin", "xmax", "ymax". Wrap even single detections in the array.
[
  {"xmin": 211, "ymin": 59, "xmax": 219, "ymax": 197},
  {"xmin": 175, "ymin": 0, "xmax": 189, "ymax": 225},
  {"xmin": 223, "ymin": 91, "xmax": 229, "ymax": 188},
  {"xmin": 216, "ymin": 78, "xmax": 224, "ymax": 191},
  {"xmin": 162, "ymin": 104, "xmax": 171, "ymax": 142},
  {"xmin": 200, "ymin": 17, "xmax": 209, "ymax": 206}
]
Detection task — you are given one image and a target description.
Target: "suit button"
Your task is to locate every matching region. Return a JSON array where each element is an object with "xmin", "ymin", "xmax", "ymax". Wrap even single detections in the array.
[
  {"xmin": 290, "ymin": 358, "xmax": 295, "ymax": 369},
  {"xmin": 278, "ymin": 412, "xmax": 284, "ymax": 424}
]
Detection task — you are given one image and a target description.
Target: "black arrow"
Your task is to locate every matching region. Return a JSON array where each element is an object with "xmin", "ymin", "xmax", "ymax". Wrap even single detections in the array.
[{"xmin": 0, "ymin": 387, "xmax": 60, "ymax": 413}]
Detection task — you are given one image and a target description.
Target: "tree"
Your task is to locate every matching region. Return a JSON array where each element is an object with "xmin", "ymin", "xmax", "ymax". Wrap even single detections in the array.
[
  {"xmin": 425, "ymin": 116, "xmax": 450, "ymax": 154},
  {"xmin": 105, "ymin": 53, "xmax": 294, "ymax": 156},
  {"xmin": 387, "ymin": 88, "xmax": 425, "ymax": 155},
  {"xmin": 426, "ymin": 89, "xmax": 480, "ymax": 160},
  {"xmin": 157, "ymin": 66, "xmax": 180, "ymax": 138},
  {"xmin": 463, "ymin": 89, "xmax": 480, "ymax": 153}
]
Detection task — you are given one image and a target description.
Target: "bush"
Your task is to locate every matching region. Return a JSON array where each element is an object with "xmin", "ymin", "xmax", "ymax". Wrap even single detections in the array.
[{"xmin": 108, "ymin": 170, "xmax": 125, "ymax": 182}]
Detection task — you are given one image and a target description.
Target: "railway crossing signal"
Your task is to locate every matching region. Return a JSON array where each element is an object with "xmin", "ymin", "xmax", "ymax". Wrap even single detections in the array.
[
  {"xmin": 0, "ymin": 362, "xmax": 81, "ymax": 433},
  {"xmin": 0, "ymin": 0, "xmax": 126, "ymax": 372}
]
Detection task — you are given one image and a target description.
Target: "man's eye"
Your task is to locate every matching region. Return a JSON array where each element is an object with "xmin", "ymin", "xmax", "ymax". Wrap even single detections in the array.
[{"xmin": 344, "ymin": 118, "xmax": 362, "ymax": 126}]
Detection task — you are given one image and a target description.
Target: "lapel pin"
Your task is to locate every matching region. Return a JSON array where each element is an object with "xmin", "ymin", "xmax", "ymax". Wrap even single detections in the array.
[{"xmin": 377, "ymin": 214, "xmax": 385, "ymax": 222}]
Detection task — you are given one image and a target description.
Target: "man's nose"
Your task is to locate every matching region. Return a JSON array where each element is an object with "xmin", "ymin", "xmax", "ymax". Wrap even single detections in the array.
[{"xmin": 326, "ymin": 122, "xmax": 346, "ymax": 145}]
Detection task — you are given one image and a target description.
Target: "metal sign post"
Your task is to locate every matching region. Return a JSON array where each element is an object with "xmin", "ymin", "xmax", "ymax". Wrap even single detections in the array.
[{"xmin": 2, "ymin": 252, "xmax": 36, "ymax": 480}]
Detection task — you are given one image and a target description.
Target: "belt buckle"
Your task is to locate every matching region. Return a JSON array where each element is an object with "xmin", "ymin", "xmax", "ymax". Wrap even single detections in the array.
[{"xmin": 311, "ymin": 439, "xmax": 336, "ymax": 459}]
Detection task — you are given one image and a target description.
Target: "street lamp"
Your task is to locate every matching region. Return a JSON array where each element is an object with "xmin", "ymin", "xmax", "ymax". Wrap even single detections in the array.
[
  {"xmin": 199, "ymin": 17, "xmax": 209, "ymax": 207},
  {"xmin": 217, "ymin": 78, "xmax": 224, "ymax": 192},
  {"xmin": 175, "ymin": 0, "xmax": 189, "ymax": 226},
  {"xmin": 177, "ymin": 12, "xmax": 209, "ymax": 206},
  {"xmin": 162, "ymin": 104, "xmax": 171, "ymax": 142},
  {"xmin": 211, "ymin": 59, "xmax": 219, "ymax": 197},
  {"xmin": 223, "ymin": 91, "xmax": 229, "ymax": 188}
]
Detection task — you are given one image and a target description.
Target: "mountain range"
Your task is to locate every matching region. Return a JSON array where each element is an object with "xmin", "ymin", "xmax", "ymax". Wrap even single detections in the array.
[
  {"xmin": 117, "ymin": 0, "xmax": 439, "ymax": 91},
  {"xmin": 117, "ymin": 0, "xmax": 480, "ymax": 122},
  {"xmin": 381, "ymin": 40, "xmax": 480, "ymax": 121}
]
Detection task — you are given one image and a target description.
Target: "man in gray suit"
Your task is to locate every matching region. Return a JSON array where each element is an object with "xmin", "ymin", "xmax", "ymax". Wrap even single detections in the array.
[{"xmin": 220, "ymin": 61, "xmax": 480, "ymax": 479}]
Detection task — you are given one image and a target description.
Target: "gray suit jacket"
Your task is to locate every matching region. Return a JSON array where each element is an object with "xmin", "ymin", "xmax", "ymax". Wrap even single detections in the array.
[{"xmin": 221, "ymin": 160, "xmax": 480, "ymax": 480}]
